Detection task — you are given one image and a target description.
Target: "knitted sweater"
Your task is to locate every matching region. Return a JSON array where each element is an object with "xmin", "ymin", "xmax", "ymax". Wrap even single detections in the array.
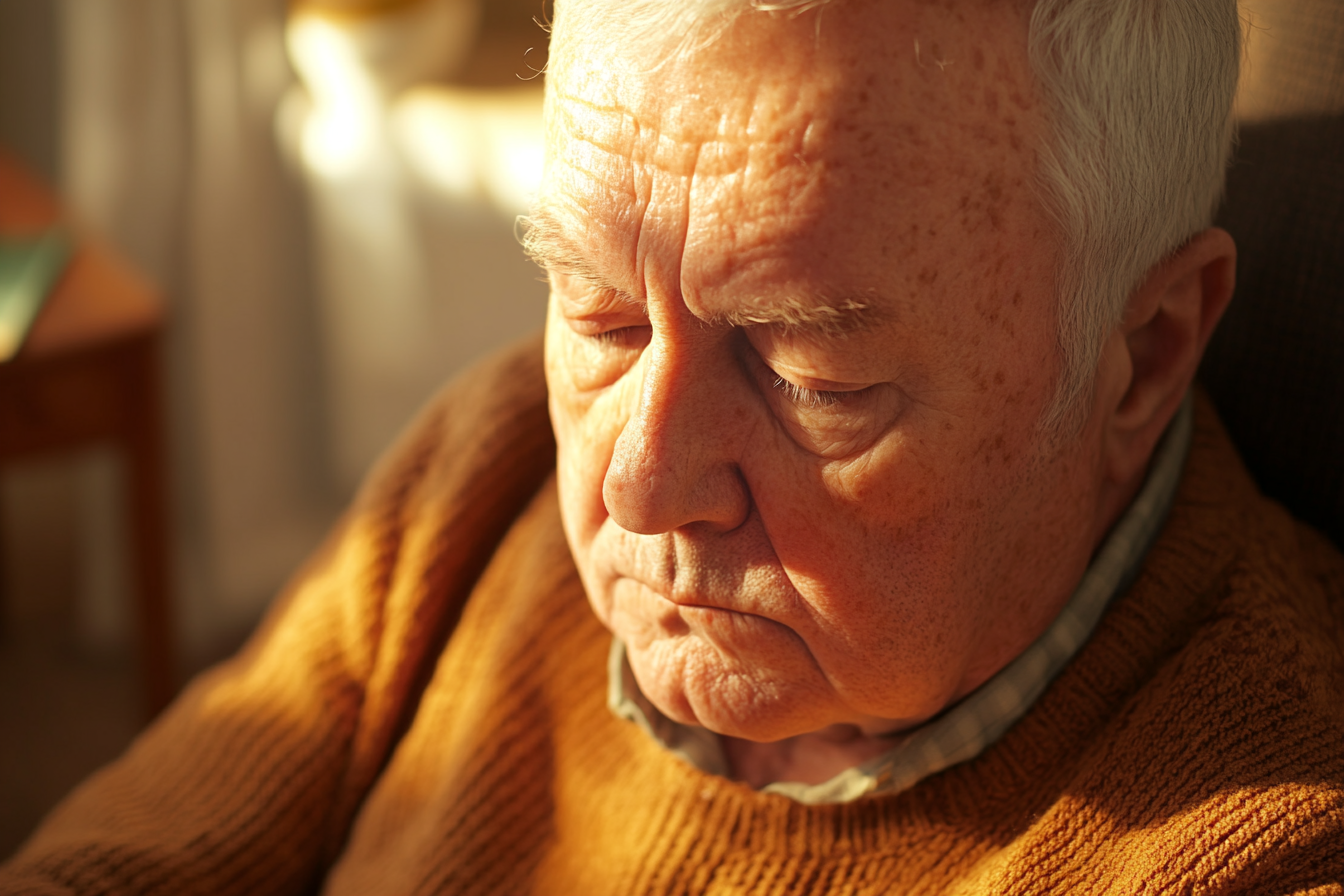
[{"xmin": 4, "ymin": 337, "xmax": 1343, "ymax": 895}]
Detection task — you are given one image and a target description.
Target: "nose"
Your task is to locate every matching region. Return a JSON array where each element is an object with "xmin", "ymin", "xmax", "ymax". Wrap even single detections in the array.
[{"xmin": 602, "ymin": 336, "xmax": 752, "ymax": 535}]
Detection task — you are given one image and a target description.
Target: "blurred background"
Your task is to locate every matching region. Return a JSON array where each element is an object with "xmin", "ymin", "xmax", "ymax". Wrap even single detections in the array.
[
  {"xmin": 0, "ymin": 0, "xmax": 549, "ymax": 856},
  {"xmin": 2, "ymin": 0, "xmax": 1342, "ymax": 866}
]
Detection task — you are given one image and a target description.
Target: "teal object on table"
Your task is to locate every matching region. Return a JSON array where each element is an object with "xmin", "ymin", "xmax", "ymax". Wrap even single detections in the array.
[{"xmin": 0, "ymin": 228, "xmax": 72, "ymax": 361}]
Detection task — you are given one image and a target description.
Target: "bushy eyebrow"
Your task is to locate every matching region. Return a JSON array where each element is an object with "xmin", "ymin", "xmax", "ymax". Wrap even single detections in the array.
[
  {"xmin": 519, "ymin": 203, "xmax": 879, "ymax": 336},
  {"xmin": 709, "ymin": 297, "xmax": 875, "ymax": 335},
  {"xmin": 518, "ymin": 206, "xmax": 603, "ymax": 282}
]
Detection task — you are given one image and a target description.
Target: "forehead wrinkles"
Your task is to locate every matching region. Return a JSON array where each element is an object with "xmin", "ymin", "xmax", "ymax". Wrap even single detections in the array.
[
  {"xmin": 681, "ymin": 81, "xmax": 830, "ymax": 298},
  {"xmin": 548, "ymin": 87, "xmax": 706, "ymax": 247},
  {"xmin": 547, "ymin": 72, "xmax": 832, "ymax": 300}
]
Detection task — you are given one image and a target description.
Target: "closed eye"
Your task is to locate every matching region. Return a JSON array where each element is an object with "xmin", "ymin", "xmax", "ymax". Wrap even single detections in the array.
[
  {"xmin": 772, "ymin": 375, "xmax": 841, "ymax": 408},
  {"xmin": 585, "ymin": 325, "xmax": 651, "ymax": 349}
]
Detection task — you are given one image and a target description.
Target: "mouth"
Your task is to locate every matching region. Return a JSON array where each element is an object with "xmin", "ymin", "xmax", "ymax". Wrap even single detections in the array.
[
  {"xmin": 636, "ymin": 579, "xmax": 749, "ymax": 616},
  {"xmin": 605, "ymin": 575, "xmax": 808, "ymax": 677},
  {"xmin": 640, "ymin": 583, "xmax": 783, "ymax": 632},
  {"xmin": 611, "ymin": 574, "xmax": 764, "ymax": 624},
  {"xmin": 601, "ymin": 552, "xmax": 800, "ymax": 643}
]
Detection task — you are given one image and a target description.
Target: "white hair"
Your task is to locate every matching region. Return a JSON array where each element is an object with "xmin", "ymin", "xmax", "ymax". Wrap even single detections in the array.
[
  {"xmin": 1028, "ymin": 0, "xmax": 1240, "ymax": 427},
  {"xmin": 552, "ymin": 0, "xmax": 1241, "ymax": 427}
]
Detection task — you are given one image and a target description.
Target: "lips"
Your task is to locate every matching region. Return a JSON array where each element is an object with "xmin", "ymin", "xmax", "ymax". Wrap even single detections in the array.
[
  {"xmin": 621, "ymin": 573, "xmax": 736, "ymax": 614},
  {"xmin": 611, "ymin": 562, "xmax": 752, "ymax": 613},
  {"xmin": 610, "ymin": 569, "xmax": 794, "ymax": 636}
]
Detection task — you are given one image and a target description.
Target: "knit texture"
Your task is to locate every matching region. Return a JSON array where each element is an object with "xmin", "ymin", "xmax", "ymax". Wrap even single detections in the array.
[{"xmin": 3, "ymin": 336, "xmax": 1343, "ymax": 895}]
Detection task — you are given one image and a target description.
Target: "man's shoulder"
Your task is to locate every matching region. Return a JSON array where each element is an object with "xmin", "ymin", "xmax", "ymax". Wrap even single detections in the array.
[
  {"xmin": 1138, "ymin": 391, "xmax": 1344, "ymax": 735},
  {"xmin": 356, "ymin": 333, "xmax": 553, "ymax": 523},
  {"xmin": 1081, "ymin": 394, "xmax": 1344, "ymax": 879},
  {"xmin": 971, "ymin": 398, "xmax": 1344, "ymax": 888},
  {"xmin": 1171, "ymin": 392, "xmax": 1344, "ymax": 677}
]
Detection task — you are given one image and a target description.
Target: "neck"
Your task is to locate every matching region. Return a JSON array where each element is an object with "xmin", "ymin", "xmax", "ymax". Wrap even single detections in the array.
[{"xmin": 722, "ymin": 724, "xmax": 911, "ymax": 788}]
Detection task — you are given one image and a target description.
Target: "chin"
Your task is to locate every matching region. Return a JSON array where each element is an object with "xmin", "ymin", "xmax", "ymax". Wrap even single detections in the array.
[{"xmin": 627, "ymin": 637, "xmax": 840, "ymax": 743}]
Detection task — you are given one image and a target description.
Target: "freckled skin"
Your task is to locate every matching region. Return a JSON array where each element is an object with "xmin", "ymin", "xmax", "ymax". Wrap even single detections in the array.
[{"xmin": 541, "ymin": 0, "xmax": 1123, "ymax": 783}]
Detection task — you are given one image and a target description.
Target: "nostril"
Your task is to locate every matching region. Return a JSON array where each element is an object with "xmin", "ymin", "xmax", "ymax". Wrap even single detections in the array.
[
  {"xmin": 604, "ymin": 450, "xmax": 751, "ymax": 536},
  {"xmin": 602, "ymin": 432, "xmax": 660, "ymax": 533}
]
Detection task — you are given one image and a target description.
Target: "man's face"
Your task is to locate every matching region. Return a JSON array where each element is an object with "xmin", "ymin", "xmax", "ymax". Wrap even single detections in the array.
[{"xmin": 539, "ymin": 0, "xmax": 1111, "ymax": 743}]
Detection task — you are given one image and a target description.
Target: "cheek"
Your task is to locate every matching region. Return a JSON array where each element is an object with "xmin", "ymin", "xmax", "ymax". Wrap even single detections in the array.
[
  {"xmin": 748, "ymin": 429, "xmax": 996, "ymax": 633},
  {"xmin": 546, "ymin": 326, "xmax": 601, "ymax": 549},
  {"xmin": 545, "ymin": 319, "xmax": 636, "ymax": 551},
  {"xmin": 743, "ymin": 445, "xmax": 990, "ymax": 715},
  {"xmin": 749, "ymin": 438, "xmax": 956, "ymax": 595}
]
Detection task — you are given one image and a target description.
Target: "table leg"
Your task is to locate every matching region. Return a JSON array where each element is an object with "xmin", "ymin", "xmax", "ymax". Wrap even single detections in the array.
[
  {"xmin": 120, "ymin": 333, "xmax": 176, "ymax": 719},
  {"xmin": 0, "ymin": 478, "xmax": 8, "ymax": 637}
]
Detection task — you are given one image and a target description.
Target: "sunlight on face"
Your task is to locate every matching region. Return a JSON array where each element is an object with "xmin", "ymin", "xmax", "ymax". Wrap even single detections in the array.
[{"xmin": 539, "ymin": 0, "xmax": 1111, "ymax": 743}]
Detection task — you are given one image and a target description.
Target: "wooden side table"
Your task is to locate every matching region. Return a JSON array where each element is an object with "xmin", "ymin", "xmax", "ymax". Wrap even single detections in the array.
[{"xmin": 0, "ymin": 150, "xmax": 176, "ymax": 719}]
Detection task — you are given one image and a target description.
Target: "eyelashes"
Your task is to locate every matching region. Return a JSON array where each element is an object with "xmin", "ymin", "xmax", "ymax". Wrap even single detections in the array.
[
  {"xmin": 772, "ymin": 375, "xmax": 843, "ymax": 409},
  {"xmin": 586, "ymin": 325, "xmax": 651, "ymax": 349},
  {"xmin": 573, "ymin": 319, "xmax": 868, "ymax": 415}
]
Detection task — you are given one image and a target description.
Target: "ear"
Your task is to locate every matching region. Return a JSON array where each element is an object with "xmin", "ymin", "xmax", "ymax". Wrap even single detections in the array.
[{"xmin": 1101, "ymin": 227, "xmax": 1236, "ymax": 485}]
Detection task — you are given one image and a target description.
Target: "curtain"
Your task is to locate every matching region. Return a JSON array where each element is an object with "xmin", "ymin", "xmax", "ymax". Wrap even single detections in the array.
[
  {"xmin": 58, "ymin": 0, "xmax": 334, "ymax": 656},
  {"xmin": 50, "ymin": 0, "xmax": 547, "ymax": 660}
]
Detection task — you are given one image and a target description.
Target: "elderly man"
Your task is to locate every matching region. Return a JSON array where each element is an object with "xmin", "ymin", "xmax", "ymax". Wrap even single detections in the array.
[{"xmin": 4, "ymin": 0, "xmax": 1343, "ymax": 892}]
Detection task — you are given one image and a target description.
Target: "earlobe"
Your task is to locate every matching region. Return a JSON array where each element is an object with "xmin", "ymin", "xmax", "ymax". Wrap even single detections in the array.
[{"xmin": 1103, "ymin": 227, "xmax": 1237, "ymax": 484}]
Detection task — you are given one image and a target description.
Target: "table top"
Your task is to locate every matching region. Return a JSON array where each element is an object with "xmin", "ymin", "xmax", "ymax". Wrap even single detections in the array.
[{"xmin": 0, "ymin": 150, "xmax": 162, "ymax": 360}]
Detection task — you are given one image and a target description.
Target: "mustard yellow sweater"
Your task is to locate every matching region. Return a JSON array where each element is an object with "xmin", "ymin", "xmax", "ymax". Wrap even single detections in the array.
[{"xmin": 4, "ymin": 338, "xmax": 1343, "ymax": 895}]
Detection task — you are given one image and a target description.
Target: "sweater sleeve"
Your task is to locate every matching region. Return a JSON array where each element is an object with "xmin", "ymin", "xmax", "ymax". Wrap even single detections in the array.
[{"xmin": 0, "ymin": 336, "xmax": 555, "ymax": 896}]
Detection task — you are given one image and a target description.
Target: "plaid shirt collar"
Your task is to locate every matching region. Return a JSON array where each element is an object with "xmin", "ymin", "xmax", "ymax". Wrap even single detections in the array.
[{"xmin": 609, "ymin": 396, "xmax": 1193, "ymax": 804}]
